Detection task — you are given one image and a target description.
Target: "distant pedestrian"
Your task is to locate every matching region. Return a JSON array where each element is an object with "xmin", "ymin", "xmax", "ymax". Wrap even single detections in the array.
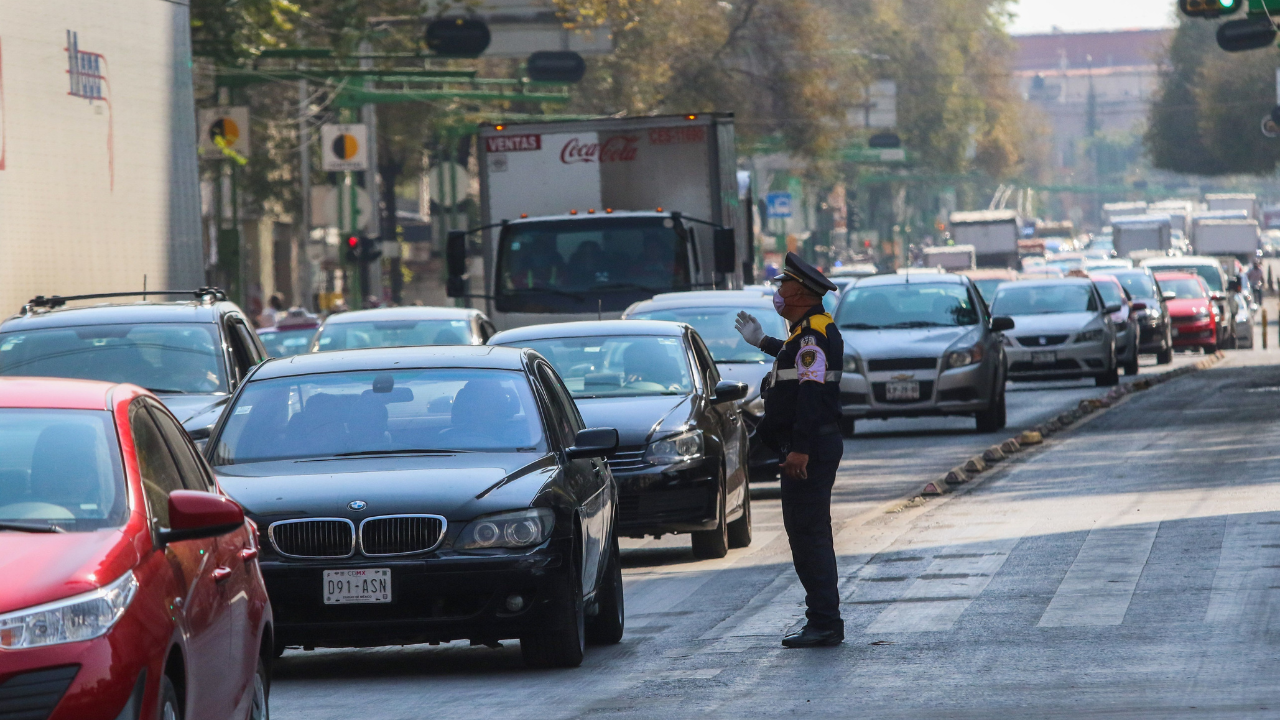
[{"xmin": 257, "ymin": 292, "xmax": 285, "ymax": 329}]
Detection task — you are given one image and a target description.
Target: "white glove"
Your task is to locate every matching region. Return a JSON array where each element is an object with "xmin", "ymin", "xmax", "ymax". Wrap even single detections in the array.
[{"xmin": 736, "ymin": 311, "xmax": 765, "ymax": 347}]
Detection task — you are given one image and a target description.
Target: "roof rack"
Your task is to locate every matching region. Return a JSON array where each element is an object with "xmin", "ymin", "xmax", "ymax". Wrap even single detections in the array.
[{"xmin": 21, "ymin": 287, "xmax": 228, "ymax": 314}]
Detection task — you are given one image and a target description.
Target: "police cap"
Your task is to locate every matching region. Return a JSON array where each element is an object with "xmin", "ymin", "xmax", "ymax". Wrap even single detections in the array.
[{"xmin": 780, "ymin": 252, "xmax": 837, "ymax": 295}]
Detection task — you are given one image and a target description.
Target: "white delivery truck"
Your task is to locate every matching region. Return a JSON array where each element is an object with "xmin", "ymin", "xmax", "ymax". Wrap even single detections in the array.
[
  {"xmin": 1193, "ymin": 219, "xmax": 1260, "ymax": 260},
  {"xmin": 923, "ymin": 245, "xmax": 976, "ymax": 271},
  {"xmin": 1205, "ymin": 193, "xmax": 1258, "ymax": 220},
  {"xmin": 948, "ymin": 210, "xmax": 1021, "ymax": 269},
  {"xmin": 1102, "ymin": 202, "xmax": 1147, "ymax": 225},
  {"xmin": 1150, "ymin": 200, "xmax": 1193, "ymax": 239},
  {"xmin": 1112, "ymin": 214, "xmax": 1172, "ymax": 257},
  {"xmin": 448, "ymin": 114, "xmax": 745, "ymax": 329}
]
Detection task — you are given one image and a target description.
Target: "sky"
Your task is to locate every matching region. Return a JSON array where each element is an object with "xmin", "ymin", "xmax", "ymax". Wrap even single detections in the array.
[{"xmin": 1007, "ymin": 0, "xmax": 1178, "ymax": 35}]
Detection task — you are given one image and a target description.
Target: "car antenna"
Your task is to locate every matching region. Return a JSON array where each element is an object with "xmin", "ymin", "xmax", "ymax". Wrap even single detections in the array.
[
  {"xmin": 143, "ymin": 274, "xmax": 147, "ymax": 302},
  {"xmin": 598, "ymin": 299, "xmax": 602, "ymax": 321}
]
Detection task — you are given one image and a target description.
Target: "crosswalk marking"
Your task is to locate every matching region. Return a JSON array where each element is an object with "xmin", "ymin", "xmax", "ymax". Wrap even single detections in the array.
[
  {"xmin": 1038, "ymin": 523, "xmax": 1160, "ymax": 627},
  {"xmin": 1206, "ymin": 516, "xmax": 1277, "ymax": 625},
  {"xmin": 864, "ymin": 537, "xmax": 1019, "ymax": 633}
]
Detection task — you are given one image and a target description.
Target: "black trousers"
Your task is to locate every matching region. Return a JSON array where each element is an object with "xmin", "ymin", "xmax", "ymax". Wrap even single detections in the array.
[{"xmin": 780, "ymin": 432, "xmax": 844, "ymax": 632}]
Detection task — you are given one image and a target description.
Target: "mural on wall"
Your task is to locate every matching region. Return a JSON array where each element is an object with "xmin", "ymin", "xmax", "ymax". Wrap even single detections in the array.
[{"xmin": 65, "ymin": 30, "xmax": 112, "ymax": 189}]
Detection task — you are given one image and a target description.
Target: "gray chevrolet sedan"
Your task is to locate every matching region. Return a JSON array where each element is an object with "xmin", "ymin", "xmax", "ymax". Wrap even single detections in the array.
[{"xmin": 834, "ymin": 273, "xmax": 1014, "ymax": 435}]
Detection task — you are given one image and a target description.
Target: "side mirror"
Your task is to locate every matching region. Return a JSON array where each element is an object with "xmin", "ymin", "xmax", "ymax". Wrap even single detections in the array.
[
  {"xmin": 446, "ymin": 230, "xmax": 468, "ymax": 298},
  {"xmin": 1104, "ymin": 303, "xmax": 1122, "ymax": 314},
  {"xmin": 713, "ymin": 228, "xmax": 737, "ymax": 275},
  {"xmin": 712, "ymin": 380, "xmax": 749, "ymax": 405},
  {"xmin": 1130, "ymin": 301, "xmax": 1148, "ymax": 312},
  {"xmin": 566, "ymin": 427, "xmax": 619, "ymax": 460},
  {"xmin": 158, "ymin": 490, "xmax": 244, "ymax": 544},
  {"xmin": 1162, "ymin": 291, "xmax": 1177, "ymax": 301},
  {"xmin": 989, "ymin": 316, "xmax": 1015, "ymax": 332}
]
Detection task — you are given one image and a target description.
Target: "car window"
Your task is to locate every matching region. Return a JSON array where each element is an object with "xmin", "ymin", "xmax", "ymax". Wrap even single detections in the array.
[
  {"xmin": 500, "ymin": 335, "xmax": 694, "ymax": 399},
  {"xmin": 147, "ymin": 401, "xmax": 214, "ymax": 492},
  {"xmin": 627, "ymin": 306, "xmax": 785, "ymax": 363},
  {"xmin": 131, "ymin": 401, "xmax": 185, "ymax": 527},
  {"xmin": 1092, "ymin": 280, "xmax": 1124, "ymax": 307},
  {"xmin": 316, "ymin": 319, "xmax": 475, "ymax": 351},
  {"xmin": 990, "ymin": 284, "xmax": 1098, "ymax": 315},
  {"xmin": 1151, "ymin": 265, "xmax": 1223, "ymax": 292},
  {"xmin": 0, "ymin": 408, "xmax": 127, "ymax": 531},
  {"xmin": 211, "ymin": 368, "xmax": 547, "ymax": 465},
  {"xmin": 225, "ymin": 318, "xmax": 256, "ymax": 381},
  {"xmin": 1110, "ymin": 272, "xmax": 1157, "ymax": 299},
  {"xmin": 258, "ymin": 327, "xmax": 317, "ymax": 358},
  {"xmin": 1158, "ymin": 277, "xmax": 1208, "ymax": 299},
  {"xmin": 836, "ymin": 283, "xmax": 980, "ymax": 329},
  {"xmin": 688, "ymin": 333, "xmax": 721, "ymax": 388},
  {"xmin": 232, "ymin": 319, "xmax": 266, "ymax": 365},
  {"xmin": 0, "ymin": 323, "xmax": 226, "ymax": 394},
  {"xmin": 535, "ymin": 364, "xmax": 577, "ymax": 448}
]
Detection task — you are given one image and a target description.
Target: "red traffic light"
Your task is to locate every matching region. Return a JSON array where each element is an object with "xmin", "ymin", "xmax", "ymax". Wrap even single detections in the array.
[{"xmin": 347, "ymin": 236, "xmax": 359, "ymax": 248}]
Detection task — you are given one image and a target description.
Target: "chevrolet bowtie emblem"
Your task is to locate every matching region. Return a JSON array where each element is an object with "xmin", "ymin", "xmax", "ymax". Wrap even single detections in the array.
[{"xmin": 892, "ymin": 373, "xmax": 913, "ymax": 381}]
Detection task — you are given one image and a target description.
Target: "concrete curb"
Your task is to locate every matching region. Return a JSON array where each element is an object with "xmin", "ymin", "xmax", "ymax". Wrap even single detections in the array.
[{"xmin": 917, "ymin": 351, "xmax": 1226, "ymax": 497}]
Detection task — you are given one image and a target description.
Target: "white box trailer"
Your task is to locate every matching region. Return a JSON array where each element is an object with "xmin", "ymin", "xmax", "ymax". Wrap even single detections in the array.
[
  {"xmin": 1193, "ymin": 219, "xmax": 1260, "ymax": 259},
  {"xmin": 1102, "ymin": 202, "xmax": 1147, "ymax": 225},
  {"xmin": 1112, "ymin": 214, "xmax": 1172, "ymax": 257},
  {"xmin": 0, "ymin": 1, "xmax": 203, "ymax": 314},
  {"xmin": 923, "ymin": 245, "xmax": 976, "ymax": 271},
  {"xmin": 1150, "ymin": 200, "xmax": 1193, "ymax": 237},
  {"xmin": 948, "ymin": 210, "xmax": 1021, "ymax": 268},
  {"xmin": 454, "ymin": 114, "xmax": 745, "ymax": 329},
  {"xmin": 1206, "ymin": 193, "xmax": 1258, "ymax": 220}
]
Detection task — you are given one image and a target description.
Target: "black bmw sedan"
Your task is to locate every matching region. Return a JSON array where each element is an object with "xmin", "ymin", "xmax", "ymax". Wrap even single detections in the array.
[
  {"xmin": 489, "ymin": 321, "xmax": 751, "ymax": 560},
  {"xmin": 204, "ymin": 345, "xmax": 623, "ymax": 668}
]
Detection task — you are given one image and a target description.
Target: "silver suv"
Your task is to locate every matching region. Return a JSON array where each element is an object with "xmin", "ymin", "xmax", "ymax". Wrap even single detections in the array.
[{"xmin": 834, "ymin": 273, "xmax": 1014, "ymax": 435}]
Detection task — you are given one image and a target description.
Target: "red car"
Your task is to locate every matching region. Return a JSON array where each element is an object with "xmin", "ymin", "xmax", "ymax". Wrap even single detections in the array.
[
  {"xmin": 1154, "ymin": 272, "xmax": 1219, "ymax": 353},
  {"xmin": 0, "ymin": 377, "xmax": 271, "ymax": 720}
]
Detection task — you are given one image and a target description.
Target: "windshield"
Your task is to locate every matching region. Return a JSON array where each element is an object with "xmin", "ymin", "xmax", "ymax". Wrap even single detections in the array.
[
  {"xmin": 503, "ymin": 335, "xmax": 693, "ymax": 398},
  {"xmin": 1151, "ymin": 264, "xmax": 1222, "ymax": 292},
  {"xmin": 835, "ymin": 283, "xmax": 980, "ymax": 329},
  {"xmin": 628, "ymin": 307, "xmax": 785, "ymax": 363},
  {"xmin": 1092, "ymin": 280, "xmax": 1126, "ymax": 307},
  {"xmin": 1158, "ymin": 277, "xmax": 1207, "ymax": 300},
  {"xmin": 258, "ymin": 327, "xmax": 316, "ymax": 358},
  {"xmin": 971, "ymin": 279, "xmax": 1007, "ymax": 304},
  {"xmin": 0, "ymin": 323, "xmax": 225, "ymax": 394},
  {"xmin": 991, "ymin": 284, "xmax": 1098, "ymax": 315},
  {"xmin": 315, "ymin": 319, "xmax": 473, "ymax": 351},
  {"xmin": 0, "ymin": 409, "xmax": 127, "ymax": 531},
  {"xmin": 495, "ymin": 217, "xmax": 692, "ymax": 314},
  {"xmin": 211, "ymin": 369, "xmax": 546, "ymax": 465},
  {"xmin": 1108, "ymin": 272, "xmax": 1158, "ymax": 299}
]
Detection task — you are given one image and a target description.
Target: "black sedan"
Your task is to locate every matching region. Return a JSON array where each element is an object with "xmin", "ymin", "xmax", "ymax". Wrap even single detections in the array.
[
  {"xmin": 205, "ymin": 345, "xmax": 623, "ymax": 668},
  {"xmin": 489, "ymin": 321, "xmax": 751, "ymax": 560},
  {"xmin": 1091, "ymin": 267, "xmax": 1174, "ymax": 364}
]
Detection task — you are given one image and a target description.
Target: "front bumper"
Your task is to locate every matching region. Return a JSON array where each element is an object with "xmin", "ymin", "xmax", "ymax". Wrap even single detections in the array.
[
  {"xmin": 1170, "ymin": 318, "xmax": 1215, "ymax": 348},
  {"xmin": 1005, "ymin": 339, "xmax": 1110, "ymax": 380},
  {"xmin": 262, "ymin": 542, "xmax": 573, "ymax": 648},
  {"xmin": 1137, "ymin": 317, "xmax": 1167, "ymax": 352},
  {"xmin": 607, "ymin": 453, "xmax": 719, "ymax": 536},
  {"xmin": 838, "ymin": 359, "xmax": 995, "ymax": 420}
]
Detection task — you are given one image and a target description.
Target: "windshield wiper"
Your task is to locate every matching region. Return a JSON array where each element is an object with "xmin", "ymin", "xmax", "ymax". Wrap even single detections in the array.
[
  {"xmin": 840, "ymin": 322, "xmax": 883, "ymax": 330},
  {"xmin": 881, "ymin": 321, "xmax": 950, "ymax": 329},
  {"xmin": 146, "ymin": 388, "xmax": 189, "ymax": 395},
  {"xmin": 0, "ymin": 521, "xmax": 65, "ymax": 533},
  {"xmin": 329, "ymin": 448, "xmax": 475, "ymax": 458},
  {"xmin": 507, "ymin": 287, "xmax": 585, "ymax": 301},
  {"xmin": 591, "ymin": 282, "xmax": 662, "ymax": 293}
]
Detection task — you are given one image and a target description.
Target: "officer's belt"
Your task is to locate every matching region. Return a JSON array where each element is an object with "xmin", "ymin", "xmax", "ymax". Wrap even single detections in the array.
[{"xmin": 771, "ymin": 369, "xmax": 842, "ymax": 382}]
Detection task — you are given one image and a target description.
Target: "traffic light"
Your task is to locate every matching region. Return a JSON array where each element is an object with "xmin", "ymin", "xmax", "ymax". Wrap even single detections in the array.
[
  {"xmin": 344, "ymin": 235, "xmax": 360, "ymax": 264},
  {"xmin": 360, "ymin": 236, "xmax": 383, "ymax": 262},
  {"xmin": 425, "ymin": 18, "xmax": 491, "ymax": 57},
  {"xmin": 1179, "ymin": 0, "xmax": 1243, "ymax": 18},
  {"xmin": 1218, "ymin": 14, "xmax": 1277, "ymax": 51},
  {"xmin": 527, "ymin": 51, "xmax": 587, "ymax": 83}
]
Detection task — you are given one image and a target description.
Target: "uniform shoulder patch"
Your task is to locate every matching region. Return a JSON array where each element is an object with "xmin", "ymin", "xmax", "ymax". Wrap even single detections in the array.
[
  {"xmin": 796, "ymin": 336, "xmax": 827, "ymax": 383},
  {"xmin": 806, "ymin": 313, "xmax": 834, "ymax": 336}
]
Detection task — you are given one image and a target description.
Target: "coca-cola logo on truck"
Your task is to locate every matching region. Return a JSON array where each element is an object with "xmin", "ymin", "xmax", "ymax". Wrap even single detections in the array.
[
  {"xmin": 485, "ymin": 134, "xmax": 541, "ymax": 153},
  {"xmin": 560, "ymin": 135, "xmax": 639, "ymax": 164}
]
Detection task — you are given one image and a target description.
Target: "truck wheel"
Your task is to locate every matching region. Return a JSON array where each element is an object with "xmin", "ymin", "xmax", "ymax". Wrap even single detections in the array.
[
  {"xmin": 585, "ymin": 536, "xmax": 624, "ymax": 645},
  {"xmin": 727, "ymin": 485, "xmax": 752, "ymax": 549},
  {"xmin": 521, "ymin": 535, "xmax": 586, "ymax": 668},
  {"xmin": 838, "ymin": 416, "xmax": 856, "ymax": 438},
  {"xmin": 691, "ymin": 473, "xmax": 729, "ymax": 560}
]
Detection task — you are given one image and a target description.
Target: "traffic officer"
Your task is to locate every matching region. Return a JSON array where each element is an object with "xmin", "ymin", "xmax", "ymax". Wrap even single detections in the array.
[{"xmin": 735, "ymin": 252, "xmax": 845, "ymax": 648}]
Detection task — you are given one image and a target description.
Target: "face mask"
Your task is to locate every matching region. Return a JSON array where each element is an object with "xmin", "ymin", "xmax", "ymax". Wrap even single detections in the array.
[{"xmin": 773, "ymin": 290, "xmax": 787, "ymax": 314}]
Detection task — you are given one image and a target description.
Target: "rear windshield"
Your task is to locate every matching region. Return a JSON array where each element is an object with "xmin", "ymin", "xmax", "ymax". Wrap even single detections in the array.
[
  {"xmin": 1151, "ymin": 264, "xmax": 1222, "ymax": 292},
  {"xmin": 0, "ymin": 324, "xmax": 225, "ymax": 394},
  {"xmin": 1108, "ymin": 272, "xmax": 1158, "ymax": 299},
  {"xmin": 258, "ymin": 327, "xmax": 316, "ymax": 358},
  {"xmin": 500, "ymin": 335, "xmax": 693, "ymax": 399},
  {"xmin": 1158, "ymin": 277, "xmax": 1207, "ymax": 300},
  {"xmin": 990, "ymin": 284, "xmax": 1098, "ymax": 315},
  {"xmin": 0, "ymin": 409, "xmax": 127, "ymax": 531},
  {"xmin": 211, "ymin": 369, "xmax": 546, "ymax": 465},
  {"xmin": 315, "ymin": 319, "xmax": 473, "ymax": 351},
  {"xmin": 835, "ymin": 283, "xmax": 980, "ymax": 330},
  {"xmin": 627, "ymin": 307, "xmax": 785, "ymax": 363}
]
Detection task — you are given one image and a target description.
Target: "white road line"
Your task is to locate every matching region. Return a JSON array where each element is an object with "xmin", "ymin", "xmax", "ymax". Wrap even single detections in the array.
[
  {"xmin": 1037, "ymin": 523, "xmax": 1160, "ymax": 628},
  {"xmin": 1205, "ymin": 516, "xmax": 1278, "ymax": 625}
]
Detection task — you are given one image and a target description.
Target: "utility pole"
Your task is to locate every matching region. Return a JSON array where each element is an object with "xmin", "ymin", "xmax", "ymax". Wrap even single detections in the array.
[
  {"xmin": 359, "ymin": 40, "xmax": 383, "ymax": 306},
  {"xmin": 298, "ymin": 76, "xmax": 313, "ymax": 311}
]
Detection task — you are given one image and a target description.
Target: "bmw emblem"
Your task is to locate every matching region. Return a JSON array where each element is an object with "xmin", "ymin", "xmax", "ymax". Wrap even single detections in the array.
[
  {"xmin": 1039, "ymin": 337, "xmax": 1048, "ymax": 346},
  {"xmin": 347, "ymin": 500, "xmax": 367, "ymax": 511}
]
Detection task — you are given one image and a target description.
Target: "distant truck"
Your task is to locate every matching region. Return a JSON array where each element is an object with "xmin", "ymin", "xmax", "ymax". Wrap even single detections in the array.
[
  {"xmin": 1102, "ymin": 202, "xmax": 1147, "ymax": 225},
  {"xmin": 948, "ymin": 210, "xmax": 1021, "ymax": 268},
  {"xmin": 1150, "ymin": 200, "xmax": 1193, "ymax": 239},
  {"xmin": 1111, "ymin": 214, "xmax": 1172, "ymax": 256},
  {"xmin": 449, "ymin": 114, "xmax": 746, "ymax": 329},
  {"xmin": 1035, "ymin": 221, "xmax": 1075, "ymax": 240},
  {"xmin": 1193, "ymin": 219, "xmax": 1260, "ymax": 260},
  {"xmin": 923, "ymin": 245, "xmax": 976, "ymax": 271},
  {"xmin": 1206, "ymin": 193, "xmax": 1258, "ymax": 221}
]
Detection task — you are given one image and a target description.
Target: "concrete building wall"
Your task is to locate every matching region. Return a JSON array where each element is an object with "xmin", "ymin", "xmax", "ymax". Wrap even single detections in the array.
[{"xmin": 0, "ymin": 0, "xmax": 201, "ymax": 314}]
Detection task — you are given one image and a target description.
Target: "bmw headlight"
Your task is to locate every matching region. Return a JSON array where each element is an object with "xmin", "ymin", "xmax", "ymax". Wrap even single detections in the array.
[
  {"xmin": 644, "ymin": 429, "xmax": 704, "ymax": 465},
  {"xmin": 455, "ymin": 508, "xmax": 555, "ymax": 550},
  {"xmin": 1075, "ymin": 329, "xmax": 1105, "ymax": 343},
  {"xmin": 0, "ymin": 571, "xmax": 137, "ymax": 649},
  {"xmin": 842, "ymin": 355, "xmax": 862, "ymax": 375},
  {"xmin": 945, "ymin": 345, "xmax": 985, "ymax": 369}
]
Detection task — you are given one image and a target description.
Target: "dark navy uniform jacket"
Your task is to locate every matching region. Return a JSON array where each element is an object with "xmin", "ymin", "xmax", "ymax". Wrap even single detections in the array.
[{"xmin": 758, "ymin": 304, "xmax": 844, "ymax": 455}]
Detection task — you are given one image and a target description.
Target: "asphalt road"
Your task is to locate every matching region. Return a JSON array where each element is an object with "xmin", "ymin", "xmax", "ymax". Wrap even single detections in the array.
[{"xmin": 268, "ymin": 345, "xmax": 1274, "ymax": 719}]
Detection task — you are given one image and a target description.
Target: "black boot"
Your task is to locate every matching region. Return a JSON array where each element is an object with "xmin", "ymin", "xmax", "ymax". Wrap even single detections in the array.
[{"xmin": 781, "ymin": 625, "xmax": 844, "ymax": 648}]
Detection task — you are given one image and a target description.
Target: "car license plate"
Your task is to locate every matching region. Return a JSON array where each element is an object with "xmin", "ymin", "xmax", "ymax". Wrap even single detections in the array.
[
  {"xmin": 1030, "ymin": 352, "xmax": 1057, "ymax": 365},
  {"xmin": 885, "ymin": 381, "xmax": 920, "ymax": 401},
  {"xmin": 323, "ymin": 568, "xmax": 391, "ymax": 605}
]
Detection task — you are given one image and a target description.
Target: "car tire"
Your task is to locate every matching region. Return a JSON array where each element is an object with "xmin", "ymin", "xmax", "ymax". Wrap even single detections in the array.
[
  {"xmin": 1224, "ymin": 332, "xmax": 1237, "ymax": 350},
  {"xmin": 727, "ymin": 484, "xmax": 752, "ymax": 549},
  {"xmin": 249, "ymin": 657, "xmax": 270, "ymax": 720},
  {"xmin": 159, "ymin": 675, "xmax": 182, "ymax": 720},
  {"xmin": 975, "ymin": 371, "xmax": 1006, "ymax": 433},
  {"xmin": 691, "ymin": 474, "xmax": 729, "ymax": 560},
  {"xmin": 838, "ymin": 416, "xmax": 855, "ymax": 438},
  {"xmin": 1203, "ymin": 343, "xmax": 1218, "ymax": 354},
  {"xmin": 1156, "ymin": 345, "xmax": 1173, "ymax": 365},
  {"xmin": 586, "ymin": 535, "xmax": 625, "ymax": 645},
  {"xmin": 521, "ymin": 534, "xmax": 586, "ymax": 669},
  {"xmin": 1123, "ymin": 352, "xmax": 1140, "ymax": 376},
  {"xmin": 1096, "ymin": 364, "xmax": 1119, "ymax": 387}
]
